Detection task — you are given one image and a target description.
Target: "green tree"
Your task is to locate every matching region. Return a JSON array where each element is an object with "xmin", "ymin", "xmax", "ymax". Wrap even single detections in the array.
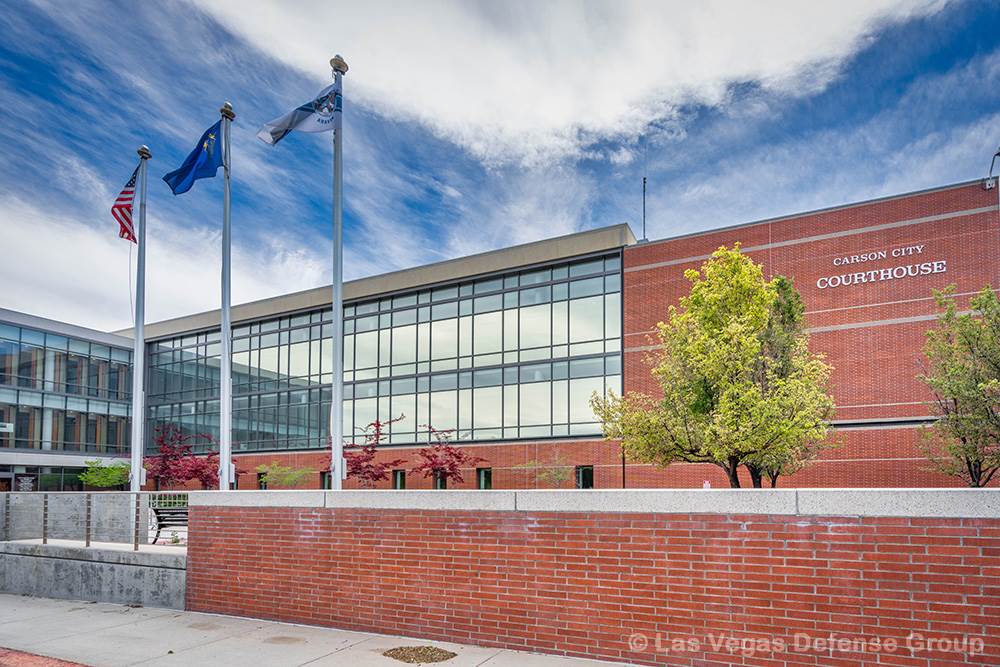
[
  {"xmin": 78, "ymin": 459, "xmax": 131, "ymax": 488},
  {"xmin": 255, "ymin": 461, "xmax": 314, "ymax": 489},
  {"xmin": 593, "ymin": 245, "xmax": 834, "ymax": 487},
  {"xmin": 919, "ymin": 285, "xmax": 1000, "ymax": 487}
]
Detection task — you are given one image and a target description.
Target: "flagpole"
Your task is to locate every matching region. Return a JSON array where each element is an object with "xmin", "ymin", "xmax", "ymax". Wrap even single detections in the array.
[
  {"xmin": 129, "ymin": 145, "xmax": 151, "ymax": 493},
  {"xmin": 329, "ymin": 55, "xmax": 348, "ymax": 489},
  {"xmin": 219, "ymin": 102, "xmax": 235, "ymax": 490}
]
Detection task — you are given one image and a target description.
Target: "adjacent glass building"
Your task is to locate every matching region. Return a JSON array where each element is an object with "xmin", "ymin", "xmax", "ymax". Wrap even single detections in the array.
[
  {"xmin": 145, "ymin": 251, "xmax": 623, "ymax": 454},
  {"xmin": 0, "ymin": 309, "xmax": 133, "ymax": 491}
]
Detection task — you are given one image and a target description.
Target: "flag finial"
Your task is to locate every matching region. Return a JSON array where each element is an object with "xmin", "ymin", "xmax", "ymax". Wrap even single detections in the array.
[
  {"xmin": 137, "ymin": 145, "xmax": 151, "ymax": 159},
  {"xmin": 330, "ymin": 54, "xmax": 348, "ymax": 74},
  {"xmin": 220, "ymin": 102, "xmax": 236, "ymax": 121}
]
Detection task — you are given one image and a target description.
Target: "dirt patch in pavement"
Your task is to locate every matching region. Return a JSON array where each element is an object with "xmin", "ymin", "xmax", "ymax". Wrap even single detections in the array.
[{"xmin": 382, "ymin": 645, "xmax": 458, "ymax": 663}]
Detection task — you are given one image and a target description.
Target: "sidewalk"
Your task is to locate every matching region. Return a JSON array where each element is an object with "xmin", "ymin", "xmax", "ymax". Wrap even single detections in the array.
[{"xmin": 0, "ymin": 595, "xmax": 631, "ymax": 667}]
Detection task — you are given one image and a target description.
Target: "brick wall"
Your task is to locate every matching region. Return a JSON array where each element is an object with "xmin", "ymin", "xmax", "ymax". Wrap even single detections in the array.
[
  {"xmin": 186, "ymin": 498, "xmax": 1000, "ymax": 666},
  {"xmin": 622, "ymin": 180, "xmax": 1000, "ymax": 488}
]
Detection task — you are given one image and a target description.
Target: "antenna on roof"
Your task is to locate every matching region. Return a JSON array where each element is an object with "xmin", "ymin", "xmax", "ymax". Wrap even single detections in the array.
[
  {"xmin": 986, "ymin": 146, "xmax": 1000, "ymax": 190},
  {"xmin": 642, "ymin": 176, "xmax": 647, "ymax": 241}
]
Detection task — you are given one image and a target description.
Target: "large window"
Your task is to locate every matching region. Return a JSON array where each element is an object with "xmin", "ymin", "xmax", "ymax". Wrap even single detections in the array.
[
  {"xmin": 0, "ymin": 324, "xmax": 130, "ymax": 399},
  {"xmin": 340, "ymin": 254, "xmax": 622, "ymax": 444},
  {"xmin": 145, "ymin": 253, "xmax": 623, "ymax": 452},
  {"xmin": 0, "ymin": 322, "xmax": 131, "ymax": 455}
]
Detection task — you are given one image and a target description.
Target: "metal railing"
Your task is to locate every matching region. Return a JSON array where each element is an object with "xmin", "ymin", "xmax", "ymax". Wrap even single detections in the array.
[{"xmin": 1, "ymin": 491, "xmax": 188, "ymax": 550}]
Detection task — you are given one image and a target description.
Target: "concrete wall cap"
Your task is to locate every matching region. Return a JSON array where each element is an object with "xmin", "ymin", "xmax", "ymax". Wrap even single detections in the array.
[
  {"xmin": 514, "ymin": 488, "xmax": 799, "ymax": 514},
  {"xmin": 175, "ymin": 488, "xmax": 1000, "ymax": 518},
  {"xmin": 187, "ymin": 490, "xmax": 325, "ymax": 507},
  {"xmin": 324, "ymin": 490, "xmax": 517, "ymax": 511},
  {"xmin": 796, "ymin": 488, "xmax": 1000, "ymax": 518}
]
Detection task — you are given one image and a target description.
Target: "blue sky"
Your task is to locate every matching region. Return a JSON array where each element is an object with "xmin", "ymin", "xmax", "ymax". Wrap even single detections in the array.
[{"xmin": 1, "ymin": 0, "xmax": 998, "ymax": 330}]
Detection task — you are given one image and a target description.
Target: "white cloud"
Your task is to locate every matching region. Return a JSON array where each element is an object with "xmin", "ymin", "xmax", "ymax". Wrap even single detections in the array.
[
  {"xmin": 636, "ymin": 48, "xmax": 1000, "ymax": 239},
  {"xmin": 196, "ymin": 0, "xmax": 943, "ymax": 166},
  {"xmin": 0, "ymin": 196, "xmax": 330, "ymax": 331}
]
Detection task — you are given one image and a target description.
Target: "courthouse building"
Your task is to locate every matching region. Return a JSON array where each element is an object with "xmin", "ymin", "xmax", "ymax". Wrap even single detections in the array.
[{"xmin": 3, "ymin": 177, "xmax": 998, "ymax": 489}]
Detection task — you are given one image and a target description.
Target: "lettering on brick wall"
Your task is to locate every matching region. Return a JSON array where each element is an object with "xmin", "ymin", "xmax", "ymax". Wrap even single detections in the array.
[{"xmin": 817, "ymin": 244, "xmax": 947, "ymax": 290}]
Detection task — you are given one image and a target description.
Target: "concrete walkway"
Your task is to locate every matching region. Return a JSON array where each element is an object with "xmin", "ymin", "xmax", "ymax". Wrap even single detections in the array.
[{"xmin": 0, "ymin": 595, "xmax": 630, "ymax": 667}]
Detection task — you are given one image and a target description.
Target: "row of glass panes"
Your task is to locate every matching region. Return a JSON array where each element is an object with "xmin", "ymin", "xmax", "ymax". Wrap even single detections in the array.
[
  {"xmin": 0, "ymin": 323, "xmax": 132, "ymax": 362},
  {"xmin": 146, "ymin": 335, "xmax": 620, "ymax": 404},
  {"xmin": 147, "ymin": 252, "xmax": 620, "ymax": 357},
  {"xmin": 345, "ymin": 255, "xmax": 621, "ymax": 318},
  {"xmin": 348, "ymin": 354, "xmax": 620, "ymax": 399},
  {"xmin": 1, "ymin": 341, "xmax": 132, "ymax": 400},
  {"xmin": 148, "ymin": 311, "xmax": 324, "ymax": 352},
  {"xmin": 345, "ymin": 373, "xmax": 620, "ymax": 443},
  {"xmin": 146, "ymin": 369, "xmax": 618, "ymax": 451},
  {"xmin": 147, "ymin": 296, "xmax": 621, "ymax": 400},
  {"xmin": 0, "ymin": 391, "xmax": 131, "ymax": 453},
  {"xmin": 146, "ymin": 253, "xmax": 620, "ymax": 377},
  {"xmin": 346, "ymin": 274, "xmax": 621, "ymax": 334},
  {"xmin": 0, "ymin": 387, "xmax": 130, "ymax": 416},
  {"xmin": 347, "ymin": 294, "xmax": 620, "ymax": 369},
  {"xmin": 150, "ymin": 353, "xmax": 618, "ymax": 413},
  {"xmin": 149, "ymin": 283, "xmax": 620, "ymax": 369},
  {"xmin": 147, "ymin": 336, "xmax": 617, "ymax": 392}
]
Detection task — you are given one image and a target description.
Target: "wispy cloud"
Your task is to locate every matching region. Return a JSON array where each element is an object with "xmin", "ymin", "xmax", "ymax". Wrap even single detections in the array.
[
  {"xmin": 1, "ymin": 0, "xmax": 997, "ymax": 334},
  {"xmin": 197, "ymin": 0, "xmax": 944, "ymax": 166},
  {"xmin": 0, "ymin": 195, "xmax": 330, "ymax": 331}
]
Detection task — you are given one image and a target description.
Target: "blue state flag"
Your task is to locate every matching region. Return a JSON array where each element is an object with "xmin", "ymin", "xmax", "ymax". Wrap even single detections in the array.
[{"xmin": 163, "ymin": 120, "xmax": 223, "ymax": 195}]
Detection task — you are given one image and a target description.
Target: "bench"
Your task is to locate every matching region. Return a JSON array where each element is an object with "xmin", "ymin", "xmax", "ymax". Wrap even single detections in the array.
[{"xmin": 150, "ymin": 506, "xmax": 189, "ymax": 544}]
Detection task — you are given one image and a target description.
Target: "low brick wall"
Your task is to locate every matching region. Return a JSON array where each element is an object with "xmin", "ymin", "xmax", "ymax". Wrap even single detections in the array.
[{"xmin": 185, "ymin": 490, "xmax": 1000, "ymax": 666}]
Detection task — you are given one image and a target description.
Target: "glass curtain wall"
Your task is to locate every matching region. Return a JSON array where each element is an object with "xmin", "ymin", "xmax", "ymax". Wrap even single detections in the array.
[
  {"xmin": 145, "ymin": 253, "xmax": 622, "ymax": 453},
  {"xmin": 0, "ymin": 323, "xmax": 131, "ymax": 455}
]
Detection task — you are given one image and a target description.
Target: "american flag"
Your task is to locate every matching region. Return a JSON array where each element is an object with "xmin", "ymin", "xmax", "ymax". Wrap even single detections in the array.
[{"xmin": 112, "ymin": 166, "xmax": 139, "ymax": 243}]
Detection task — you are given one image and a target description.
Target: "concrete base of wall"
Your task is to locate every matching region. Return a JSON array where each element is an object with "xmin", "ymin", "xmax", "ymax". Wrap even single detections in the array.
[{"xmin": 0, "ymin": 540, "xmax": 185, "ymax": 610}]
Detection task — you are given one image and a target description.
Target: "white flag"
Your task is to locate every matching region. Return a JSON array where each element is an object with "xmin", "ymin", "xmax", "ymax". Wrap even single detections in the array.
[{"xmin": 257, "ymin": 84, "xmax": 339, "ymax": 145}]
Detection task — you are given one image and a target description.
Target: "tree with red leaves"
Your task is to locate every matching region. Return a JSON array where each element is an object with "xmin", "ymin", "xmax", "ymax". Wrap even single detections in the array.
[
  {"xmin": 411, "ymin": 425, "xmax": 485, "ymax": 488},
  {"xmin": 144, "ymin": 423, "xmax": 237, "ymax": 490},
  {"xmin": 345, "ymin": 416, "xmax": 407, "ymax": 488}
]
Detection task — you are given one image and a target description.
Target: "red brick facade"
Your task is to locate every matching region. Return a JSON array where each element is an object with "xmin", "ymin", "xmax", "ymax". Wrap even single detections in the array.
[
  {"xmin": 624, "ymin": 180, "xmax": 1000, "ymax": 488},
  {"xmin": 182, "ymin": 180, "xmax": 1000, "ymax": 491},
  {"xmin": 186, "ymin": 504, "xmax": 1000, "ymax": 666}
]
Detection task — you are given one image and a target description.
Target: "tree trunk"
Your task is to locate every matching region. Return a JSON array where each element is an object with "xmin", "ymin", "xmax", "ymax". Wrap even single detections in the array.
[
  {"xmin": 745, "ymin": 464, "xmax": 764, "ymax": 488},
  {"xmin": 722, "ymin": 459, "xmax": 741, "ymax": 488},
  {"xmin": 966, "ymin": 457, "xmax": 983, "ymax": 487},
  {"xmin": 768, "ymin": 471, "xmax": 779, "ymax": 488}
]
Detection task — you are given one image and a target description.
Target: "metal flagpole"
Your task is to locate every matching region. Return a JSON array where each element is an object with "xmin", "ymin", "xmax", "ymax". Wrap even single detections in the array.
[
  {"xmin": 219, "ymin": 102, "xmax": 236, "ymax": 490},
  {"xmin": 329, "ymin": 55, "xmax": 348, "ymax": 489},
  {"xmin": 129, "ymin": 145, "xmax": 152, "ymax": 492}
]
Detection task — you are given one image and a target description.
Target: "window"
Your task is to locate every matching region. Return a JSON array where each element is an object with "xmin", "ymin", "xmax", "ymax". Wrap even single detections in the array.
[
  {"xmin": 433, "ymin": 471, "xmax": 447, "ymax": 489},
  {"xmin": 392, "ymin": 469, "xmax": 406, "ymax": 489},
  {"xmin": 575, "ymin": 465, "xmax": 594, "ymax": 489},
  {"xmin": 477, "ymin": 467, "xmax": 492, "ymax": 490},
  {"xmin": 145, "ymin": 252, "xmax": 623, "ymax": 453},
  {"xmin": 320, "ymin": 471, "xmax": 331, "ymax": 489}
]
